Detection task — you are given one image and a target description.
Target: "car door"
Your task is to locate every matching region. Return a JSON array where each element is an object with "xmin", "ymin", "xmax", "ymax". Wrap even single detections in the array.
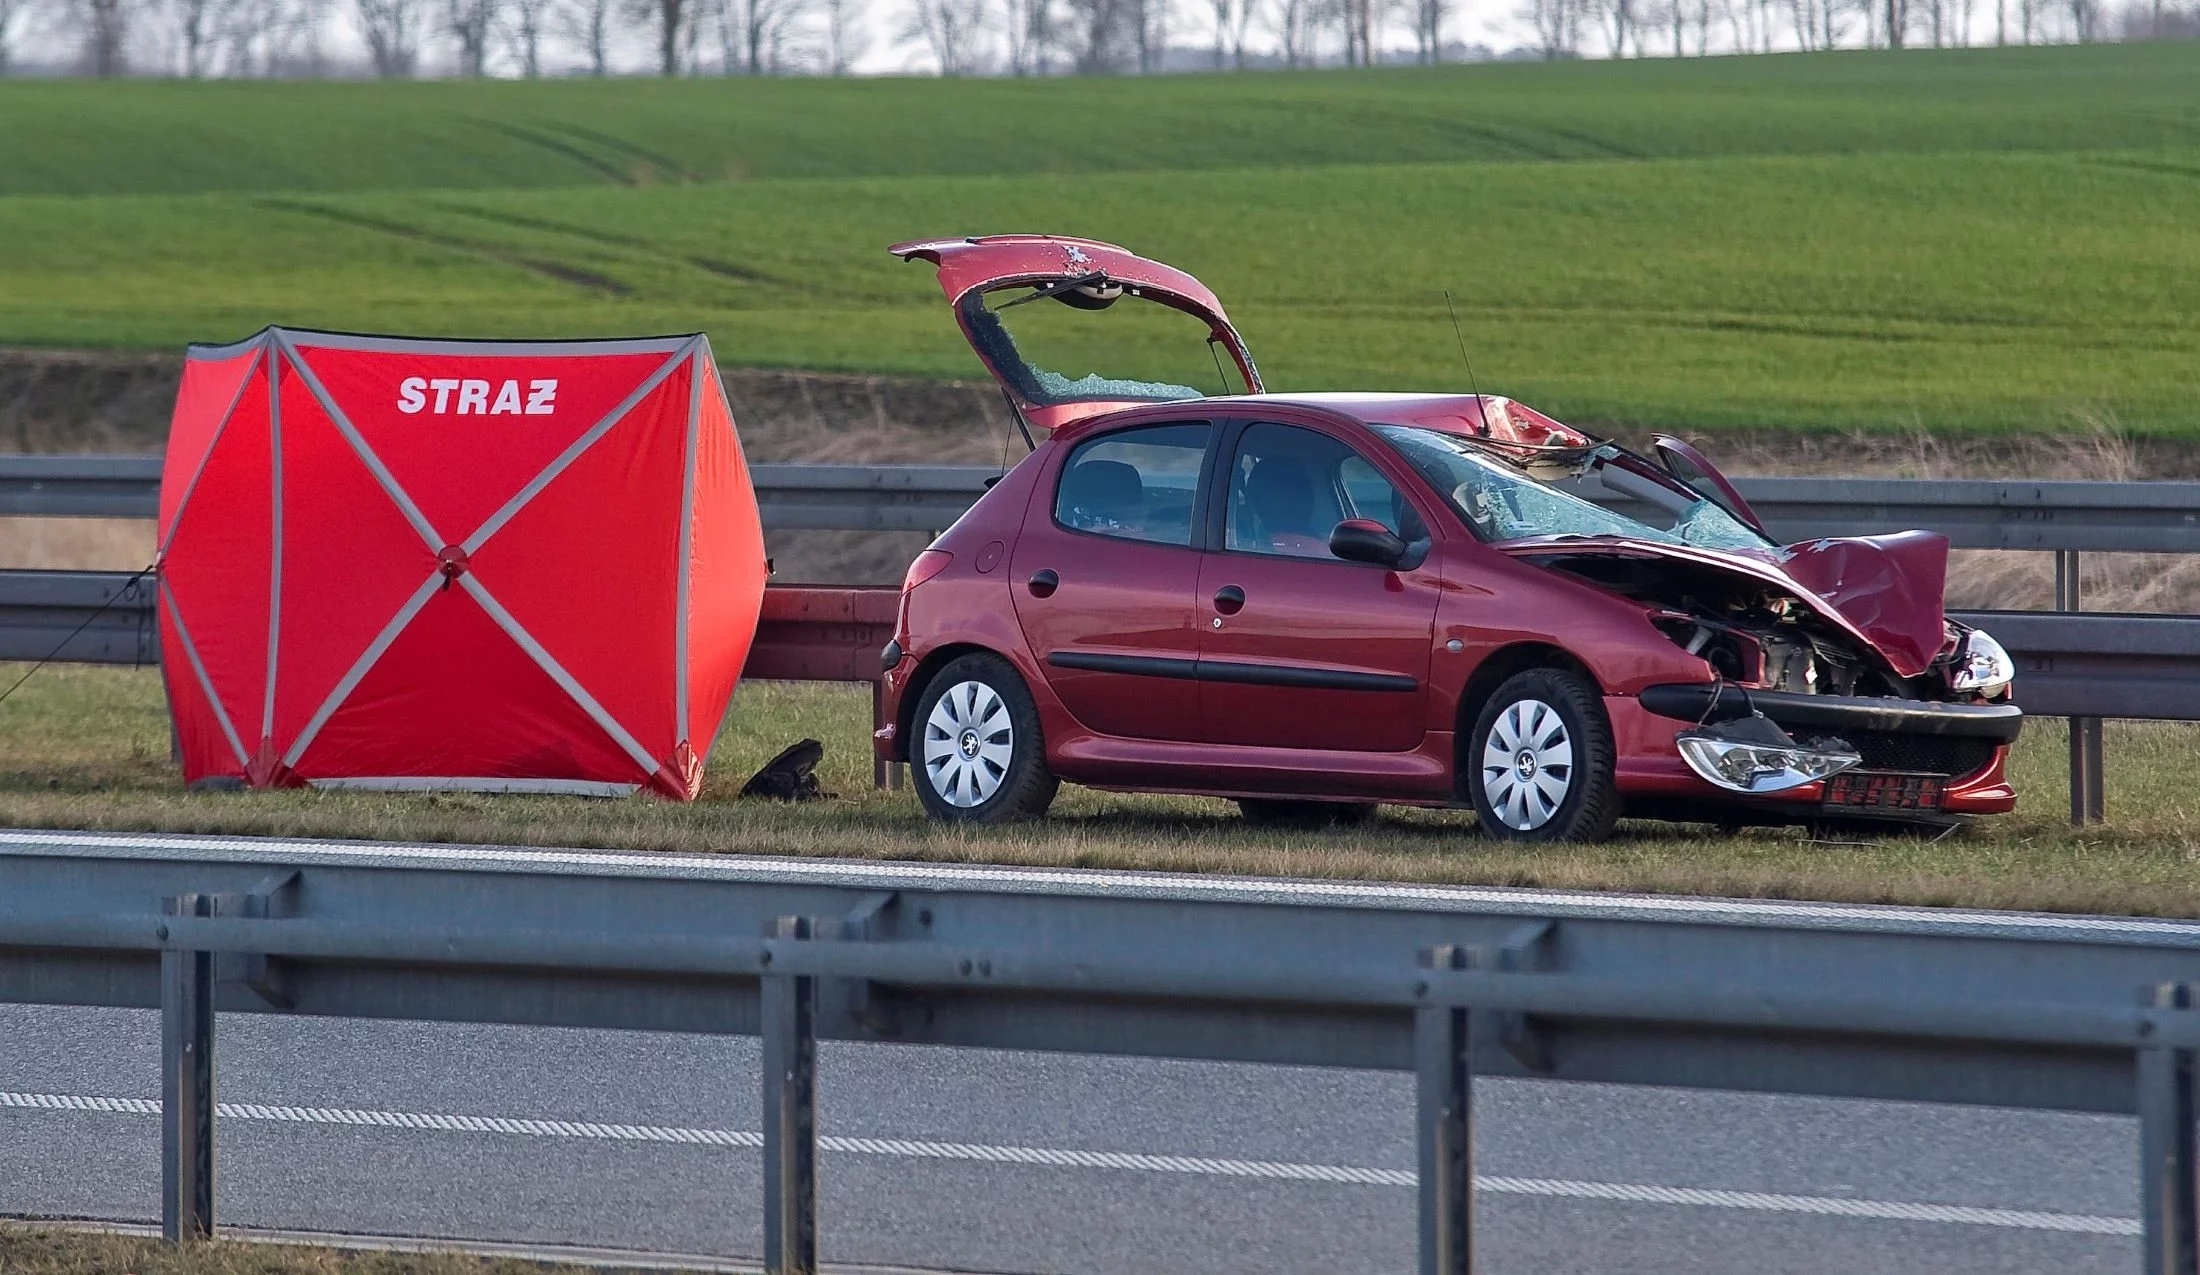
[
  {"xmin": 1009, "ymin": 420, "xmax": 1212, "ymax": 742},
  {"xmin": 1197, "ymin": 420, "xmax": 1442, "ymax": 753}
]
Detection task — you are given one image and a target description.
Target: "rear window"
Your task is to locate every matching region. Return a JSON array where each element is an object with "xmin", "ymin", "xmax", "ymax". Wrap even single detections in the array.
[
  {"xmin": 1054, "ymin": 423, "xmax": 1211, "ymax": 547},
  {"xmin": 964, "ymin": 288, "xmax": 1249, "ymax": 408}
]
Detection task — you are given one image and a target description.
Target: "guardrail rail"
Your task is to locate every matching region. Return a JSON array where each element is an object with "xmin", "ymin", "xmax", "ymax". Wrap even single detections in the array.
[
  {"xmin": 6, "ymin": 831, "xmax": 2200, "ymax": 1274},
  {"xmin": 3, "ymin": 457, "xmax": 2198, "ymax": 819}
]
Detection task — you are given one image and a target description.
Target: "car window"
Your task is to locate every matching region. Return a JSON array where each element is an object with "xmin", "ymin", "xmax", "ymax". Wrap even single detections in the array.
[
  {"xmin": 1225, "ymin": 423, "xmax": 1415, "ymax": 560},
  {"xmin": 1054, "ymin": 423, "xmax": 1210, "ymax": 547},
  {"xmin": 1375, "ymin": 425, "xmax": 1772, "ymax": 551}
]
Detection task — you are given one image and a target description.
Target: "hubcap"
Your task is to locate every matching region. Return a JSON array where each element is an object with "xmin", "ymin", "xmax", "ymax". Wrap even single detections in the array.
[
  {"xmin": 1480, "ymin": 698, "xmax": 1574, "ymax": 831},
  {"xmin": 923, "ymin": 680, "xmax": 1013, "ymax": 808}
]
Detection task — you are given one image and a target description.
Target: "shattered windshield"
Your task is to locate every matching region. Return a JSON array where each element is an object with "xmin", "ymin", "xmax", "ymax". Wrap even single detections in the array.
[
  {"xmin": 961, "ymin": 283, "xmax": 1250, "ymax": 407},
  {"xmin": 1374, "ymin": 426, "xmax": 1776, "ymax": 552}
]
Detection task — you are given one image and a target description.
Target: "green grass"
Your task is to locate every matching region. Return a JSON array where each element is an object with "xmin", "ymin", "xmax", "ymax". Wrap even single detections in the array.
[
  {"xmin": 1, "ymin": 43, "xmax": 2197, "ymax": 436},
  {"xmin": 0, "ymin": 45, "xmax": 2194, "ymax": 198},
  {"xmin": 5, "ymin": 148, "xmax": 2199, "ymax": 435},
  {"xmin": 0, "ymin": 1223, "xmax": 647, "ymax": 1273},
  {"xmin": 4, "ymin": 663, "xmax": 2198, "ymax": 918}
]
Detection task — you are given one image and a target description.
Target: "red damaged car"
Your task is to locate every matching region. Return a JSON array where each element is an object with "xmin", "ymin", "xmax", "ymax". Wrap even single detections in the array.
[{"xmin": 873, "ymin": 235, "xmax": 2021, "ymax": 840}]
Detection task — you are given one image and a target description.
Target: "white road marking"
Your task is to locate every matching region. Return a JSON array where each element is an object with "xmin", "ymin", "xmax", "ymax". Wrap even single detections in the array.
[{"xmin": 0, "ymin": 1089, "xmax": 2138, "ymax": 1237}]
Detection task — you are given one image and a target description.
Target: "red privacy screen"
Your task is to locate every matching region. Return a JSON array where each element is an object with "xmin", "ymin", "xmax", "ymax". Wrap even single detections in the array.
[{"xmin": 156, "ymin": 329, "xmax": 767, "ymax": 799}]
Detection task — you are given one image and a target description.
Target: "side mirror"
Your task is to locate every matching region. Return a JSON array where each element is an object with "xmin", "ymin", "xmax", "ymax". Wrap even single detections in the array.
[{"xmin": 1329, "ymin": 518, "xmax": 1407, "ymax": 568}]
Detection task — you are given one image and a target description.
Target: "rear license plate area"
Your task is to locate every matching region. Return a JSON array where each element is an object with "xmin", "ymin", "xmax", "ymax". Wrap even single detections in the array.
[{"xmin": 1823, "ymin": 771, "xmax": 1946, "ymax": 811}]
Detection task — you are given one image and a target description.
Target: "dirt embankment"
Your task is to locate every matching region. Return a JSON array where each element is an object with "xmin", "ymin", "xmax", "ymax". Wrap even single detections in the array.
[{"xmin": 3, "ymin": 347, "xmax": 2195, "ymax": 606}]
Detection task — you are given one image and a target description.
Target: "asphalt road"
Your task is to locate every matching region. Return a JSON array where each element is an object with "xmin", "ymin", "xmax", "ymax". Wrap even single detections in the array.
[{"xmin": 0, "ymin": 1002, "xmax": 2141, "ymax": 1274}]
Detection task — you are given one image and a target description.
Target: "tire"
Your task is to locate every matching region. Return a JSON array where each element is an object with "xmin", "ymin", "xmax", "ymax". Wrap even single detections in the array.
[
  {"xmin": 1236, "ymin": 798, "xmax": 1376, "ymax": 830},
  {"xmin": 911, "ymin": 653, "xmax": 1059, "ymax": 824},
  {"xmin": 1467, "ymin": 668, "xmax": 1619, "ymax": 842}
]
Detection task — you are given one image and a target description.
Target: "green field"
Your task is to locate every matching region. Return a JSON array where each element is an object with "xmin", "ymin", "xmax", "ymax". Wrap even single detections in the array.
[
  {"xmin": 4, "ymin": 663, "xmax": 2199, "ymax": 917},
  {"xmin": 2, "ymin": 43, "xmax": 2197, "ymax": 437}
]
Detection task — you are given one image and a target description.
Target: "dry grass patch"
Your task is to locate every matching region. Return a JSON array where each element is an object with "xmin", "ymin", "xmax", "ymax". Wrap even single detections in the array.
[
  {"xmin": 1, "ymin": 665, "xmax": 2197, "ymax": 917},
  {"xmin": 0, "ymin": 1223, "xmax": 641, "ymax": 1274}
]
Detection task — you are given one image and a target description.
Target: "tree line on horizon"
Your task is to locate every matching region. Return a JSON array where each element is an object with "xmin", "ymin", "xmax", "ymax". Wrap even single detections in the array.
[{"xmin": 0, "ymin": 0, "xmax": 2188, "ymax": 84}]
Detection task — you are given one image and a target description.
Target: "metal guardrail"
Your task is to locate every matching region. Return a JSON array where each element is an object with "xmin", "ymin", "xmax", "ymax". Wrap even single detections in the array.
[
  {"xmin": 0, "ymin": 568, "xmax": 158, "ymax": 665},
  {"xmin": 6, "ymin": 831, "xmax": 2200, "ymax": 1271},
  {"xmin": 5, "ymin": 456, "xmax": 2199, "ymax": 821},
  {"xmin": 13, "ymin": 572, "xmax": 2192, "ymax": 717},
  {"xmin": 0, "ymin": 454, "xmax": 164, "ymax": 519},
  {"xmin": 9, "ymin": 456, "xmax": 2200, "ymax": 553}
]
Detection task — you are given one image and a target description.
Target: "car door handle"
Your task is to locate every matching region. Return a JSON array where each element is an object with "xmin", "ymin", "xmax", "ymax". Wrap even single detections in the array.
[
  {"xmin": 1212, "ymin": 584, "xmax": 1245, "ymax": 615},
  {"xmin": 1027, "ymin": 569, "xmax": 1059, "ymax": 598}
]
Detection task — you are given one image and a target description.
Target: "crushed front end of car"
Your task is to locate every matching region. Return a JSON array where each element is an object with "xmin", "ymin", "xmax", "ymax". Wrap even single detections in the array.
[{"xmin": 1378, "ymin": 409, "xmax": 2022, "ymax": 827}]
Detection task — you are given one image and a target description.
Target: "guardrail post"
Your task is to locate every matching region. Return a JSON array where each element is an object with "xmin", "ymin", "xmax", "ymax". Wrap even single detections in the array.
[
  {"xmin": 2057, "ymin": 550, "xmax": 2106, "ymax": 825},
  {"xmin": 160, "ymin": 894, "xmax": 216, "ymax": 1244},
  {"xmin": 2142, "ymin": 982, "xmax": 2199, "ymax": 1275},
  {"xmin": 871, "ymin": 679, "xmax": 901, "ymax": 791},
  {"xmin": 1417, "ymin": 944, "xmax": 1474, "ymax": 1275},
  {"xmin": 763, "ymin": 915, "xmax": 819, "ymax": 1275}
]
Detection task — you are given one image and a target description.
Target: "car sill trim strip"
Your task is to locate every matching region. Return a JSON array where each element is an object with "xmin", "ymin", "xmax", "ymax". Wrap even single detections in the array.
[{"xmin": 1047, "ymin": 651, "xmax": 1418, "ymax": 694}]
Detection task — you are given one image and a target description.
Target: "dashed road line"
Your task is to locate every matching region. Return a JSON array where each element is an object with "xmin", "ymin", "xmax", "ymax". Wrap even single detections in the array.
[{"xmin": 0, "ymin": 1089, "xmax": 2138, "ymax": 1236}]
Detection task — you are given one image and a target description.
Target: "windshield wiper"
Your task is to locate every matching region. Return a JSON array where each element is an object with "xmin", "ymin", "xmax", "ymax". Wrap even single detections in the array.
[{"xmin": 996, "ymin": 272, "xmax": 1109, "ymax": 311}]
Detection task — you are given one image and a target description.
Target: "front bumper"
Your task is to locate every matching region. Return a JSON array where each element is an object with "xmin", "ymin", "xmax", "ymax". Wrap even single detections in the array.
[
  {"xmin": 1638, "ymin": 684, "xmax": 2024, "ymax": 742},
  {"xmin": 1614, "ymin": 685, "xmax": 2020, "ymax": 817}
]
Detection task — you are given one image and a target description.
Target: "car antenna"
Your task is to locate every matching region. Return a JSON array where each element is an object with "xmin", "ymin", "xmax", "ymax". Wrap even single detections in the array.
[{"xmin": 1445, "ymin": 289, "xmax": 1498, "ymax": 439}]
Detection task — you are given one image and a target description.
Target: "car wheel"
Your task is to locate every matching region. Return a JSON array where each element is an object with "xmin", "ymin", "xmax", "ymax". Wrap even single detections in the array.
[
  {"xmin": 912, "ymin": 653, "xmax": 1059, "ymax": 824},
  {"xmin": 1468, "ymin": 668, "xmax": 1618, "ymax": 842},
  {"xmin": 1236, "ymin": 798, "xmax": 1376, "ymax": 829}
]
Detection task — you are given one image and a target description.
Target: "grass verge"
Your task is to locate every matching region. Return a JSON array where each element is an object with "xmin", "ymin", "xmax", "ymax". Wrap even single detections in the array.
[
  {"xmin": 0, "ymin": 665, "xmax": 2196, "ymax": 917},
  {"xmin": 0, "ymin": 1222, "xmax": 651, "ymax": 1274}
]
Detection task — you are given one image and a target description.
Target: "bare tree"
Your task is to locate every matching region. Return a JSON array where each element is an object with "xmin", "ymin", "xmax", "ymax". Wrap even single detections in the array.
[
  {"xmin": 356, "ymin": 0, "xmax": 422, "ymax": 73},
  {"xmin": 447, "ymin": 0, "xmax": 496, "ymax": 72},
  {"xmin": 503, "ymin": 0, "xmax": 545, "ymax": 71},
  {"xmin": 730, "ymin": 0, "xmax": 805, "ymax": 72},
  {"xmin": 1003, "ymin": 0, "xmax": 1050, "ymax": 69},
  {"xmin": 1412, "ymin": 0, "xmax": 1447, "ymax": 59},
  {"xmin": 817, "ymin": 0, "xmax": 864, "ymax": 68},
  {"xmin": 1520, "ymin": 0, "xmax": 1581, "ymax": 54},
  {"xmin": 1059, "ymin": 0, "xmax": 1128, "ymax": 69},
  {"xmin": 1269, "ymin": 0, "xmax": 1314, "ymax": 63},
  {"xmin": 552, "ymin": 0, "xmax": 612, "ymax": 71},
  {"xmin": 1228, "ymin": 0, "xmax": 1256, "ymax": 62},
  {"xmin": 1335, "ymin": 0, "xmax": 1372, "ymax": 61},
  {"xmin": 1130, "ymin": 0, "xmax": 1166, "ymax": 69},
  {"xmin": 68, "ymin": 0, "xmax": 132, "ymax": 73},
  {"xmin": 2064, "ymin": 0, "xmax": 2098, "ymax": 35},
  {"xmin": 1786, "ymin": 0, "xmax": 1847, "ymax": 47},
  {"xmin": 1919, "ymin": 0, "xmax": 1964, "ymax": 42},
  {"xmin": 172, "ymin": 0, "xmax": 221, "ymax": 73},
  {"xmin": 901, "ymin": 0, "xmax": 985, "ymax": 70},
  {"xmin": 624, "ymin": 0, "xmax": 692, "ymax": 72},
  {"xmin": 213, "ymin": 0, "xmax": 313, "ymax": 76},
  {"xmin": 1597, "ymin": 0, "xmax": 1636, "ymax": 52}
]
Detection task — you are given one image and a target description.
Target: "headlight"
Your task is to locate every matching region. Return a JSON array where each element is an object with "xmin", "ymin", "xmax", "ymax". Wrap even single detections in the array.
[
  {"xmin": 1675, "ymin": 715, "xmax": 1862, "ymax": 795},
  {"xmin": 1949, "ymin": 628, "xmax": 2014, "ymax": 696}
]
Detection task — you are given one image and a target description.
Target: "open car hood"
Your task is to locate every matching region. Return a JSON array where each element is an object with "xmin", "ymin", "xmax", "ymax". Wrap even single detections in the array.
[
  {"xmin": 1499, "ymin": 531, "xmax": 1952, "ymax": 678},
  {"xmin": 891, "ymin": 235, "xmax": 1261, "ymax": 433}
]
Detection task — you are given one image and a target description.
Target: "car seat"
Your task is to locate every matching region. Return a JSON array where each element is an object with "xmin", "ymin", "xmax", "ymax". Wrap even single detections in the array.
[
  {"xmin": 1241, "ymin": 457, "xmax": 1328, "ymax": 555},
  {"xmin": 1060, "ymin": 458, "xmax": 1145, "ymax": 532}
]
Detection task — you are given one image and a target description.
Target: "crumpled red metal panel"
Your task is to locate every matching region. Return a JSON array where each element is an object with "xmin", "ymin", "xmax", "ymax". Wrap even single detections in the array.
[{"xmin": 1776, "ymin": 531, "xmax": 1952, "ymax": 678}]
